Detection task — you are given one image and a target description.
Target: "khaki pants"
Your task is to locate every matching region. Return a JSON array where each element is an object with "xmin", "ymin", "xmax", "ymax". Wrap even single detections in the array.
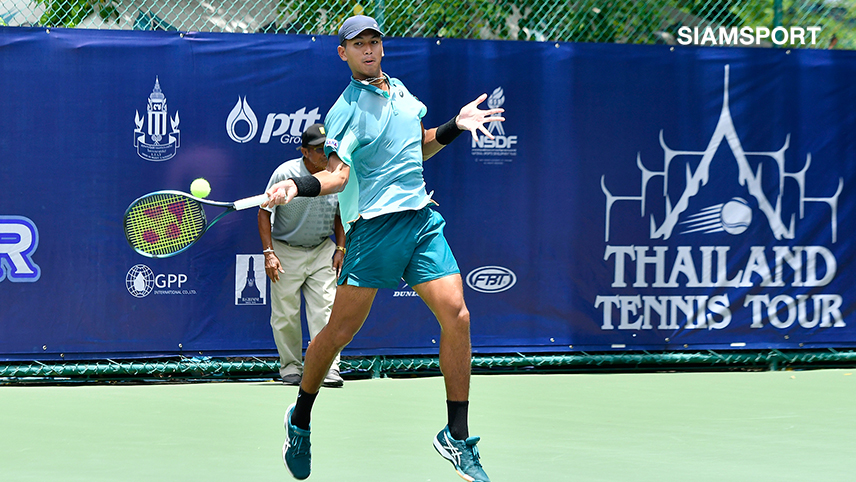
[{"xmin": 270, "ymin": 238, "xmax": 340, "ymax": 378}]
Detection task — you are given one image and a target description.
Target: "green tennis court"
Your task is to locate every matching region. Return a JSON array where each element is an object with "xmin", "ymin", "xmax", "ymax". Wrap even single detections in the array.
[{"xmin": 2, "ymin": 370, "xmax": 854, "ymax": 481}]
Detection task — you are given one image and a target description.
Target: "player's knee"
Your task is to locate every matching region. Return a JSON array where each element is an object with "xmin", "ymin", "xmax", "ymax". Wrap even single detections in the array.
[
  {"xmin": 329, "ymin": 325, "xmax": 357, "ymax": 350},
  {"xmin": 458, "ymin": 306, "xmax": 470, "ymax": 325},
  {"xmin": 445, "ymin": 305, "xmax": 470, "ymax": 333}
]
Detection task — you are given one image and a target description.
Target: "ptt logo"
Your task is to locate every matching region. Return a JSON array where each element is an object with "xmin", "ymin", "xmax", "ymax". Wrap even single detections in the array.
[
  {"xmin": 0, "ymin": 216, "xmax": 40, "ymax": 283},
  {"xmin": 226, "ymin": 97, "xmax": 321, "ymax": 144},
  {"xmin": 466, "ymin": 266, "xmax": 517, "ymax": 293}
]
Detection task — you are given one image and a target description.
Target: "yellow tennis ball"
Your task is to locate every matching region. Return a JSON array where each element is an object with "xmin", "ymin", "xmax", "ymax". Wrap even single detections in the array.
[{"xmin": 190, "ymin": 178, "xmax": 211, "ymax": 198}]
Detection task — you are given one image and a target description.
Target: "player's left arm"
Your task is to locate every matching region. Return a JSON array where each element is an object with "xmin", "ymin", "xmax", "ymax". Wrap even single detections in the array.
[{"xmin": 422, "ymin": 93, "xmax": 506, "ymax": 161}]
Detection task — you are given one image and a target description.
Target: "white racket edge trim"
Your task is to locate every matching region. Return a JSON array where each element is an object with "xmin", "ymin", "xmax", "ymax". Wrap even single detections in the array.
[{"xmin": 233, "ymin": 193, "xmax": 269, "ymax": 210}]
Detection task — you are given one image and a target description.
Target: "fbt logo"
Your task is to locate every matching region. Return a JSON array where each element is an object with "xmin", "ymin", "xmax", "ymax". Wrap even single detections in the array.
[
  {"xmin": 0, "ymin": 216, "xmax": 40, "ymax": 283},
  {"xmin": 226, "ymin": 97, "xmax": 321, "ymax": 144},
  {"xmin": 466, "ymin": 266, "xmax": 517, "ymax": 293}
]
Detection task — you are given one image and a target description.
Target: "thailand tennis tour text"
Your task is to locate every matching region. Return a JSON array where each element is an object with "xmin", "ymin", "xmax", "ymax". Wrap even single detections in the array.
[{"xmin": 595, "ymin": 245, "xmax": 844, "ymax": 331}]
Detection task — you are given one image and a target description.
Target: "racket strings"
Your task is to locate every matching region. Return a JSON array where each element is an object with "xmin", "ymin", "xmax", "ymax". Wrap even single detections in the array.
[{"xmin": 124, "ymin": 193, "xmax": 206, "ymax": 256}]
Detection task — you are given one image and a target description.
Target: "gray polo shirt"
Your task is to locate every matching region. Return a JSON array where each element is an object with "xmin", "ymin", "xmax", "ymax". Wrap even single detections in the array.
[{"xmin": 262, "ymin": 157, "xmax": 338, "ymax": 247}]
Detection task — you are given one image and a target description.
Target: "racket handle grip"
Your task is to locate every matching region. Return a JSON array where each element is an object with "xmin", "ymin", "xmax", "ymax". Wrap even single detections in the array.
[{"xmin": 233, "ymin": 194, "xmax": 269, "ymax": 210}]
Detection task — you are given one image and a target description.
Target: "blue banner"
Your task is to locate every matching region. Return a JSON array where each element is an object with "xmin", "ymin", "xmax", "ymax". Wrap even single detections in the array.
[{"xmin": 1, "ymin": 27, "xmax": 855, "ymax": 360}]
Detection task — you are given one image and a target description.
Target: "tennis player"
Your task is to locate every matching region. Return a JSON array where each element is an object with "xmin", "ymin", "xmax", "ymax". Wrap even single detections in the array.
[{"xmin": 263, "ymin": 15, "xmax": 503, "ymax": 482}]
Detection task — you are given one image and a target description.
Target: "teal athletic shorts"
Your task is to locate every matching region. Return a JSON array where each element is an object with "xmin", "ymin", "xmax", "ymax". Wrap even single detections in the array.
[{"xmin": 338, "ymin": 206, "xmax": 460, "ymax": 289}]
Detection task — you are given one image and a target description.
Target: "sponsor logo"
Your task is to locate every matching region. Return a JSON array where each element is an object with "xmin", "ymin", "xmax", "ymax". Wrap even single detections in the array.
[
  {"xmin": 471, "ymin": 87, "xmax": 517, "ymax": 165},
  {"xmin": 226, "ymin": 97, "xmax": 321, "ymax": 145},
  {"xmin": 392, "ymin": 280, "xmax": 419, "ymax": 297},
  {"xmin": 126, "ymin": 264, "xmax": 155, "ymax": 298},
  {"xmin": 0, "ymin": 216, "xmax": 40, "ymax": 283},
  {"xmin": 466, "ymin": 266, "xmax": 517, "ymax": 293},
  {"xmin": 597, "ymin": 65, "xmax": 844, "ymax": 333},
  {"xmin": 236, "ymin": 254, "xmax": 265, "ymax": 305},
  {"xmin": 438, "ymin": 432, "xmax": 463, "ymax": 466},
  {"xmin": 325, "ymin": 139, "xmax": 339, "ymax": 150},
  {"xmin": 126, "ymin": 264, "xmax": 194, "ymax": 298},
  {"xmin": 677, "ymin": 26, "xmax": 821, "ymax": 47},
  {"xmin": 134, "ymin": 77, "xmax": 180, "ymax": 161},
  {"xmin": 225, "ymin": 97, "xmax": 257, "ymax": 143}
]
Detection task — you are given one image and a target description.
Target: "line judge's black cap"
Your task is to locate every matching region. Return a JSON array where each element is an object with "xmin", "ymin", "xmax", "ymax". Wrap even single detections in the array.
[
  {"xmin": 338, "ymin": 15, "xmax": 383, "ymax": 45},
  {"xmin": 301, "ymin": 123, "xmax": 326, "ymax": 148}
]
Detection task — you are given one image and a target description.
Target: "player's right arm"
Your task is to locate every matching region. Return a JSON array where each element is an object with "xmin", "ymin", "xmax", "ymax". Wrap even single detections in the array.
[
  {"xmin": 262, "ymin": 155, "xmax": 349, "ymax": 207},
  {"xmin": 317, "ymin": 152, "xmax": 350, "ymax": 194}
]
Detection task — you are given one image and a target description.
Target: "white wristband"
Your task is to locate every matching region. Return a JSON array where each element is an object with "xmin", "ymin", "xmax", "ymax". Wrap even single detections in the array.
[{"xmin": 263, "ymin": 248, "xmax": 275, "ymax": 254}]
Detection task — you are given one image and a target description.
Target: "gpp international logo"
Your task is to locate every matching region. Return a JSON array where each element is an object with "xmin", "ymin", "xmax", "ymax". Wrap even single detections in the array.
[
  {"xmin": 126, "ymin": 264, "xmax": 155, "ymax": 298},
  {"xmin": 466, "ymin": 266, "xmax": 517, "ymax": 293},
  {"xmin": 126, "ymin": 264, "xmax": 195, "ymax": 298}
]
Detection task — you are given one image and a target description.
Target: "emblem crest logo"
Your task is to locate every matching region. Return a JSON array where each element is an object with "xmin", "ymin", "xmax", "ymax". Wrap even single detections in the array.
[{"xmin": 134, "ymin": 77, "xmax": 181, "ymax": 161}]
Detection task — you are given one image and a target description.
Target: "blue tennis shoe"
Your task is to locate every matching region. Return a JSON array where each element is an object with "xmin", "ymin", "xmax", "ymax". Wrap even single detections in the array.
[
  {"xmin": 283, "ymin": 403, "xmax": 311, "ymax": 479},
  {"xmin": 433, "ymin": 426, "xmax": 490, "ymax": 482}
]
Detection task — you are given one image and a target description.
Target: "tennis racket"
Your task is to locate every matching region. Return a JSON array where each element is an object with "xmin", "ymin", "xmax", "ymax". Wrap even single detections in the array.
[{"xmin": 123, "ymin": 190, "xmax": 268, "ymax": 258}]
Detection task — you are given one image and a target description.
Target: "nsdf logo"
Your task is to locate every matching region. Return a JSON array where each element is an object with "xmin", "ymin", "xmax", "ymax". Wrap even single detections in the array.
[{"xmin": 466, "ymin": 266, "xmax": 517, "ymax": 293}]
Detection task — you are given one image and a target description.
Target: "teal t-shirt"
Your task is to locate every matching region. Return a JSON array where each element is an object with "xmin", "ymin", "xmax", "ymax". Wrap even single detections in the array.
[{"xmin": 324, "ymin": 75, "xmax": 432, "ymax": 233}]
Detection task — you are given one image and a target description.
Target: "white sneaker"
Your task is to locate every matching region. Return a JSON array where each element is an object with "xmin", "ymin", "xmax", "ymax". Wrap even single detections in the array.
[{"xmin": 322, "ymin": 368, "xmax": 343, "ymax": 388}]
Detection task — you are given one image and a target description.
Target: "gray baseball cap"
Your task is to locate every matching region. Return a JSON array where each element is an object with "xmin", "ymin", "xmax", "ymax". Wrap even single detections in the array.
[{"xmin": 338, "ymin": 15, "xmax": 383, "ymax": 45}]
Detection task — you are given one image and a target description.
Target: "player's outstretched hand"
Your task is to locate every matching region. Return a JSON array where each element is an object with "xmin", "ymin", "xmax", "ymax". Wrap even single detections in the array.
[
  {"xmin": 456, "ymin": 93, "xmax": 505, "ymax": 141},
  {"xmin": 263, "ymin": 179, "xmax": 298, "ymax": 207}
]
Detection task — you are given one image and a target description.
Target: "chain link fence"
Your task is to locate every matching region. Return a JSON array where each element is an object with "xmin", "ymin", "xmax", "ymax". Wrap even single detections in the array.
[
  {"xmin": 1, "ymin": 1, "xmax": 852, "ymax": 48},
  {"xmin": 3, "ymin": 350, "xmax": 856, "ymax": 383}
]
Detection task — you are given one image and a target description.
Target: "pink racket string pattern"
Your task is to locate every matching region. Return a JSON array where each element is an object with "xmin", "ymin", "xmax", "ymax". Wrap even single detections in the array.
[{"xmin": 124, "ymin": 193, "xmax": 207, "ymax": 257}]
